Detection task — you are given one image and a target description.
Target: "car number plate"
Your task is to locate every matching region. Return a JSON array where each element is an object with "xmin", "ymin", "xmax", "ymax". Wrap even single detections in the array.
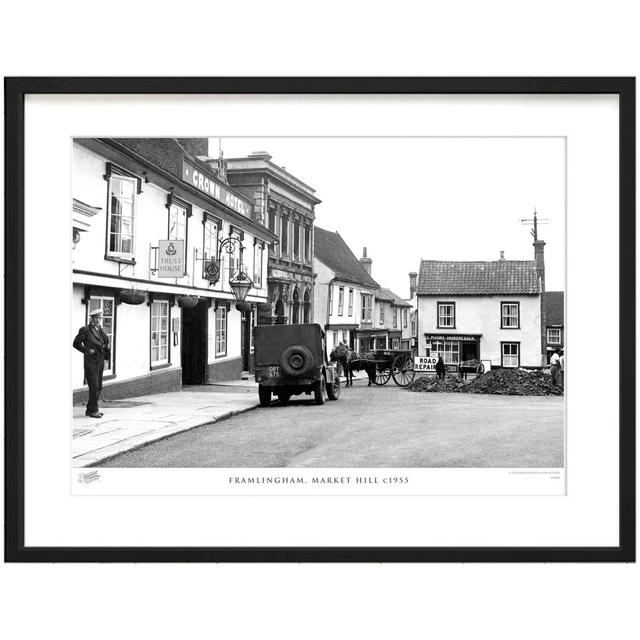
[{"xmin": 268, "ymin": 366, "xmax": 280, "ymax": 377}]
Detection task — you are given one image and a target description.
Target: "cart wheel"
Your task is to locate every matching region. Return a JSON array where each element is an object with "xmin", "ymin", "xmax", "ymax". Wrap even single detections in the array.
[
  {"xmin": 373, "ymin": 365, "xmax": 391, "ymax": 385},
  {"xmin": 391, "ymin": 354, "xmax": 415, "ymax": 387}
]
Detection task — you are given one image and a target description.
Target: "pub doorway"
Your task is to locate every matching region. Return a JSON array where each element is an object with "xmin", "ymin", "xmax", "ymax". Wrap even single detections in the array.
[{"xmin": 181, "ymin": 299, "xmax": 208, "ymax": 385}]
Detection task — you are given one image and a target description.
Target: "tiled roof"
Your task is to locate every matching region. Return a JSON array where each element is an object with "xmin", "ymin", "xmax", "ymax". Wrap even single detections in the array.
[
  {"xmin": 112, "ymin": 138, "xmax": 187, "ymax": 178},
  {"xmin": 314, "ymin": 227, "xmax": 380, "ymax": 289},
  {"xmin": 378, "ymin": 287, "xmax": 412, "ymax": 307},
  {"xmin": 543, "ymin": 291, "xmax": 564, "ymax": 325},
  {"xmin": 417, "ymin": 260, "xmax": 540, "ymax": 295}
]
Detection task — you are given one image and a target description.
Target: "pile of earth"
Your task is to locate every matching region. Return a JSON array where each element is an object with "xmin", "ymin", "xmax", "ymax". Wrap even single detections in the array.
[
  {"xmin": 463, "ymin": 368, "xmax": 563, "ymax": 396},
  {"xmin": 405, "ymin": 368, "xmax": 563, "ymax": 396},
  {"xmin": 405, "ymin": 376, "xmax": 467, "ymax": 393}
]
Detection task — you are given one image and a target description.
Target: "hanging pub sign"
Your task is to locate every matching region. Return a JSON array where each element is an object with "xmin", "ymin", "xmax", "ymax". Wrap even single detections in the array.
[
  {"xmin": 204, "ymin": 258, "xmax": 221, "ymax": 285},
  {"xmin": 182, "ymin": 158, "xmax": 252, "ymax": 218},
  {"xmin": 158, "ymin": 240, "xmax": 185, "ymax": 278}
]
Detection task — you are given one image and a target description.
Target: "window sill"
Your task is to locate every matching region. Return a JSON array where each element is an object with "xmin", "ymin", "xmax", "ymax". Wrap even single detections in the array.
[
  {"xmin": 105, "ymin": 254, "xmax": 136, "ymax": 265},
  {"xmin": 151, "ymin": 363, "xmax": 171, "ymax": 371}
]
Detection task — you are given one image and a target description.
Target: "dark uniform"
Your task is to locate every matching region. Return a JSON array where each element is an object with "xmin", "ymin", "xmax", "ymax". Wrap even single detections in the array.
[{"xmin": 73, "ymin": 319, "xmax": 110, "ymax": 417}]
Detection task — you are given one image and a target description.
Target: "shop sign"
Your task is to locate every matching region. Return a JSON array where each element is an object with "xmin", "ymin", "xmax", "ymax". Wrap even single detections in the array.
[
  {"xmin": 182, "ymin": 159, "xmax": 252, "ymax": 217},
  {"xmin": 425, "ymin": 334, "xmax": 478, "ymax": 342},
  {"xmin": 158, "ymin": 240, "xmax": 185, "ymax": 278},
  {"xmin": 415, "ymin": 356, "xmax": 438, "ymax": 372}
]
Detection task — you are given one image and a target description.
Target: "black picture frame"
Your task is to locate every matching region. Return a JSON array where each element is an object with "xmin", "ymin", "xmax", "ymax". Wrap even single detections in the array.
[{"xmin": 4, "ymin": 77, "xmax": 635, "ymax": 563}]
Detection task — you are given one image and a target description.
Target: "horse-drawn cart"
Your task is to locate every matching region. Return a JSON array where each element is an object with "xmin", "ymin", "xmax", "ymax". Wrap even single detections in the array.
[{"xmin": 367, "ymin": 349, "xmax": 416, "ymax": 387}]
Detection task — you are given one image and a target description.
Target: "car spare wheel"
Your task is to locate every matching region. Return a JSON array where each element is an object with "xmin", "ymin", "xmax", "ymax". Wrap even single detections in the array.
[{"xmin": 280, "ymin": 345, "xmax": 315, "ymax": 377}]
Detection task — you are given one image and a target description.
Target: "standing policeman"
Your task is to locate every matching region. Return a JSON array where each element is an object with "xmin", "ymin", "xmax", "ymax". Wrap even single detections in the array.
[{"xmin": 73, "ymin": 308, "xmax": 110, "ymax": 418}]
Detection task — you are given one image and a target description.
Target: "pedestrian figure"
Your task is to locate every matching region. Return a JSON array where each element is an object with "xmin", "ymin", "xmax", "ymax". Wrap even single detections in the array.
[
  {"xmin": 73, "ymin": 308, "xmax": 111, "ymax": 418},
  {"xmin": 435, "ymin": 355, "xmax": 446, "ymax": 380},
  {"xmin": 549, "ymin": 347, "xmax": 561, "ymax": 386},
  {"xmin": 559, "ymin": 348, "xmax": 565, "ymax": 387}
]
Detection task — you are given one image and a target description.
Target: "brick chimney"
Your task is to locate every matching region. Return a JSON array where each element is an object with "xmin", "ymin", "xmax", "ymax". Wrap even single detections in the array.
[
  {"xmin": 359, "ymin": 247, "xmax": 372, "ymax": 276},
  {"xmin": 409, "ymin": 272, "xmax": 417, "ymax": 298},
  {"xmin": 533, "ymin": 239, "xmax": 546, "ymax": 292}
]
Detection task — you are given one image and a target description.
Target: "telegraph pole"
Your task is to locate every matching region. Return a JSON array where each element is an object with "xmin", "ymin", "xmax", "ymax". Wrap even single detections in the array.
[
  {"xmin": 520, "ymin": 208, "xmax": 549, "ymax": 292},
  {"xmin": 521, "ymin": 209, "xmax": 549, "ymax": 365}
]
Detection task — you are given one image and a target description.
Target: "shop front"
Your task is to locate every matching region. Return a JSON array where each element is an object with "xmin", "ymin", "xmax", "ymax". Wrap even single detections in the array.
[
  {"xmin": 356, "ymin": 330, "xmax": 390, "ymax": 352},
  {"xmin": 424, "ymin": 333, "xmax": 481, "ymax": 364}
]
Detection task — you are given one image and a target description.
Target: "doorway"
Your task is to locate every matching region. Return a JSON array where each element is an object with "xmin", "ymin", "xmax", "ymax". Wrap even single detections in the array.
[
  {"xmin": 181, "ymin": 300, "xmax": 208, "ymax": 384},
  {"xmin": 240, "ymin": 306, "xmax": 252, "ymax": 372},
  {"xmin": 461, "ymin": 341, "xmax": 478, "ymax": 361}
]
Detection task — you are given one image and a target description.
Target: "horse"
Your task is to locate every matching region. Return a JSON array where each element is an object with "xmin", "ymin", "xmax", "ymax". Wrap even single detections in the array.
[
  {"xmin": 345, "ymin": 351, "xmax": 378, "ymax": 387},
  {"xmin": 330, "ymin": 344, "xmax": 355, "ymax": 386}
]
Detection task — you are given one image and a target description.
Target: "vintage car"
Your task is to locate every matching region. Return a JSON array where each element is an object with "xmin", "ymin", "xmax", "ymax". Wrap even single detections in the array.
[{"xmin": 253, "ymin": 323, "xmax": 340, "ymax": 406}]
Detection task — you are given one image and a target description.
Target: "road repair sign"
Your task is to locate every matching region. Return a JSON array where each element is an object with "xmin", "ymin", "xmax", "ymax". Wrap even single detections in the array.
[{"xmin": 414, "ymin": 356, "xmax": 438, "ymax": 372}]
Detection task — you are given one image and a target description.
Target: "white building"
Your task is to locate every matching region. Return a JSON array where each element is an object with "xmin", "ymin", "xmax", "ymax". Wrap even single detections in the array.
[
  {"xmin": 374, "ymin": 288, "xmax": 413, "ymax": 351},
  {"xmin": 72, "ymin": 138, "xmax": 276, "ymax": 403},
  {"xmin": 416, "ymin": 257, "xmax": 543, "ymax": 368},
  {"xmin": 313, "ymin": 228, "xmax": 379, "ymax": 351}
]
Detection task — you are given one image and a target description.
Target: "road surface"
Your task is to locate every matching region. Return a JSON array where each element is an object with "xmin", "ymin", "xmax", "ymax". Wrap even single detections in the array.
[{"xmin": 98, "ymin": 381, "xmax": 565, "ymax": 468}]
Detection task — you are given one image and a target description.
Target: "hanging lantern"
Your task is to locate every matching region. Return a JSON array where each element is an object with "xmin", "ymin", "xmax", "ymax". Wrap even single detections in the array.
[{"xmin": 229, "ymin": 270, "xmax": 253, "ymax": 303}]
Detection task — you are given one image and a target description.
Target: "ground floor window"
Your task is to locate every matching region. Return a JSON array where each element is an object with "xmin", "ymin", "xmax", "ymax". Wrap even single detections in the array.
[
  {"xmin": 501, "ymin": 342, "xmax": 520, "ymax": 368},
  {"xmin": 151, "ymin": 300, "xmax": 169, "ymax": 366},
  {"xmin": 342, "ymin": 330, "xmax": 348, "ymax": 344},
  {"xmin": 333, "ymin": 330, "xmax": 339, "ymax": 347},
  {"xmin": 89, "ymin": 295, "xmax": 115, "ymax": 374},
  {"xmin": 303, "ymin": 290, "xmax": 311, "ymax": 323},
  {"xmin": 392, "ymin": 338, "xmax": 400, "ymax": 349},
  {"xmin": 215, "ymin": 306, "xmax": 227, "ymax": 357},
  {"xmin": 432, "ymin": 340, "xmax": 459, "ymax": 364}
]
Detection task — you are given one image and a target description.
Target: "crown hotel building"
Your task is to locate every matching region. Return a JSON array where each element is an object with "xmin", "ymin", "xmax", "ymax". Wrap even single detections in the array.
[{"xmin": 72, "ymin": 138, "xmax": 277, "ymax": 403}]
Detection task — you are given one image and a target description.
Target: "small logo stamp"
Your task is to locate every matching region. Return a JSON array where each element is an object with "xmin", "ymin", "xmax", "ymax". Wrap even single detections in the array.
[{"xmin": 78, "ymin": 470, "xmax": 101, "ymax": 484}]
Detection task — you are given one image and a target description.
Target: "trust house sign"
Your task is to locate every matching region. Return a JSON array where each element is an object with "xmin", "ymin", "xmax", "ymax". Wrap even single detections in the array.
[{"xmin": 158, "ymin": 240, "xmax": 185, "ymax": 278}]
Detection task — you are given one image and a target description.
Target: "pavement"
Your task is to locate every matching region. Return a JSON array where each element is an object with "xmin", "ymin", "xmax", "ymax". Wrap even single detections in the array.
[
  {"xmin": 72, "ymin": 378, "xmax": 261, "ymax": 467},
  {"xmin": 73, "ymin": 372, "xmax": 372, "ymax": 467}
]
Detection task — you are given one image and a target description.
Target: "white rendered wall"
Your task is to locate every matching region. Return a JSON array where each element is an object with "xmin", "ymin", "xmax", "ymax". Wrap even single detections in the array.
[
  {"xmin": 72, "ymin": 285, "xmax": 182, "ymax": 389},
  {"xmin": 417, "ymin": 295, "xmax": 542, "ymax": 366}
]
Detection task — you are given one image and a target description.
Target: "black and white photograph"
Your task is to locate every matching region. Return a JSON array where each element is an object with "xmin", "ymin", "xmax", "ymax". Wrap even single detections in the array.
[
  {"xmin": 71, "ymin": 135, "xmax": 566, "ymax": 475},
  {"xmin": 2, "ymin": 4, "xmax": 639, "ymax": 639},
  {"xmin": 6, "ymin": 79, "xmax": 632, "ymax": 561}
]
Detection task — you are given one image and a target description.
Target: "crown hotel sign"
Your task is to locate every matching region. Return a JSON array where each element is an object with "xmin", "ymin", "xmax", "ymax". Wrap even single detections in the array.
[
  {"xmin": 158, "ymin": 240, "xmax": 185, "ymax": 278},
  {"xmin": 182, "ymin": 158, "xmax": 252, "ymax": 217}
]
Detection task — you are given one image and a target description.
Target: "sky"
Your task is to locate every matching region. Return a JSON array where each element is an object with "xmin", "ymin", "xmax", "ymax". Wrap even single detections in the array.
[{"xmin": 212, "ymin": 137, "xmax": 566, "ymax": 298}]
